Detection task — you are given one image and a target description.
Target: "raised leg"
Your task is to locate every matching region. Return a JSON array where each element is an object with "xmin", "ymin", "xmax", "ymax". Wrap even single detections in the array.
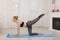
[
  {"xmin": 26, "ymin": 14, "xmax": 45, "ymax": 36},
  {"xmin": 27, "ymin": 14, "xmax": 45, "ymax": 25}
]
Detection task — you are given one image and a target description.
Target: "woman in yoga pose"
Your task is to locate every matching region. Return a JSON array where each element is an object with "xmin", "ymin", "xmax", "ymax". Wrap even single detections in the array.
[{"xmin": 12, "ymin": 14, "xmax": 45, "ymax": 36}]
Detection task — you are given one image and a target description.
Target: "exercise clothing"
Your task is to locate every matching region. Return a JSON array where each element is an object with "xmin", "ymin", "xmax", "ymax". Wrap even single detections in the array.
[
  {"xmin": 26, "ymin": 14, "xmax": 45, "ymax": 35},
  {"xmin": 18, "ymin": 14, "xmax": 45, "ymax": 35},
  {"xmin": 20, "ymin": 22, "xmax": 24, "ymax": 27}
]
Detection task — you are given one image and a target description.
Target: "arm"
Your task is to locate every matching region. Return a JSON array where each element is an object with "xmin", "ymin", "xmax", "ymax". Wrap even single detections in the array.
[
  {"xmin": 14, "ymin": 21, "xmax": 20, "ymax": 37},
  {"xmin": 17, "ymin": 23, "xmax": 20, "ymax": 35},
  {"xmin": 23, "ymin": 21, "xmax": 27, "ymax": 27}
]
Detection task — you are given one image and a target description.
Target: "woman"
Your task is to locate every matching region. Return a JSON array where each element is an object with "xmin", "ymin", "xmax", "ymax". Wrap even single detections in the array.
[{"xmin": 12, "ymin": 14, "xmax": 45, "ymax": 36}]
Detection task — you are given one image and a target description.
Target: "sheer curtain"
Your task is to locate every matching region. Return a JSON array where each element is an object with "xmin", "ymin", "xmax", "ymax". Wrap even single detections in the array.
[
  {"xmin": 8, "ymin": 0, "xmax": 20, "ymax": 28},
  {"xmin": 19, "ymin": 0, "xmax": 43, "ymax": 21},
  {"xmin": 8, "ymin": 0, "xmax": 43, "ymax": 28}
]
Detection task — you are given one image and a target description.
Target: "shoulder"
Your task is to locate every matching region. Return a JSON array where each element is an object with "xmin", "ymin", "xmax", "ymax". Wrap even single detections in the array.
[{"xmin": 17, "ymin": 20, "xmax": 22, "ymax": 24}]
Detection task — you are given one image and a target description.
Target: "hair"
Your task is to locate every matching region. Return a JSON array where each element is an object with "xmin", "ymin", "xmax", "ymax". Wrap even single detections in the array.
[{"xmin": 13, "ymin": 16, "xmax": 18, "ymax": 20}]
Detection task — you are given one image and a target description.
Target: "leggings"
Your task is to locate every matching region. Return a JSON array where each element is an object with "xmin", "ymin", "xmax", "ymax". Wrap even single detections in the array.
[{"xmin": 26, "ymin": 14, "xmax": 44, "ymax": 35}]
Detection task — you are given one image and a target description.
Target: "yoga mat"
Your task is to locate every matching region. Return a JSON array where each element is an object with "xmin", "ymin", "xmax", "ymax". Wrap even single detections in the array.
[{"xmin": 7, "ymin": 34, "xmax": 54, "ymax": 38}]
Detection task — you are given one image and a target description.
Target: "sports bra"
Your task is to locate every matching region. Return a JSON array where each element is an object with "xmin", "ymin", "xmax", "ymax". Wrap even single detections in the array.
[{"xmin": 20, "ymin": 22, "xmax": 24, "ymax": 27}]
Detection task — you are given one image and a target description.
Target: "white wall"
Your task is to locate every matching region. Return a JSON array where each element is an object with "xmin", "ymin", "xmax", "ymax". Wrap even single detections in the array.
[
  {"xmin": 0, "ymin": 0, "xmax": 8, "ymax": 28},
  {"xmin": 56, "ymin": 0, "xmax": 60, "ymax": 9},
  {"xmin": 8, "ymin": 0, "xmax": 19, "ymax": 28},
  {"xmin": 19, "ymin": 0, "xmax": 44, "ymax": 27},
  {"xmin": 1, "ymin": 0, "xmax": 59, "ymax": 28},
  {"xmin": 0, "ymin": 0, "xmax": 49, "ymax": 28},
  {"xmin": 40, "ymin": 0, "xmax": 51, "ymax": 28},
  {"xmin": 7, "ymin": 0, "xmax": 46, "ymax": 28},
  {"xmin": 42, "ymin": 0, "xmax": 60, "ymax": 28},
  {"xmin": 19, "ymin": 0, "xmax": 43, "ymax": 20}
]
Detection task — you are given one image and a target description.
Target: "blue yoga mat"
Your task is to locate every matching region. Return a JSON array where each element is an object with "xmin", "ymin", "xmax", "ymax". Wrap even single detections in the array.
[{"xmin": 7, "ymin": 34, "xmax": 54, "ymax": 38}]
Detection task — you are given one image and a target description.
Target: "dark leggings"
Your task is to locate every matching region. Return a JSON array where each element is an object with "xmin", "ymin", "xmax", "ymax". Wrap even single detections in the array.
[{"xmin": 26, "ymin": 14, "xmax": 44, "ymax": 35}]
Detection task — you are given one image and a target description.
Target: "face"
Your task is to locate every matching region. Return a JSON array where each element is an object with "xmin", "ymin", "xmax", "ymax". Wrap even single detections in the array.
[{"xmin": 12, "ymin": 18, "xmax": 17, "ymax": 22}]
